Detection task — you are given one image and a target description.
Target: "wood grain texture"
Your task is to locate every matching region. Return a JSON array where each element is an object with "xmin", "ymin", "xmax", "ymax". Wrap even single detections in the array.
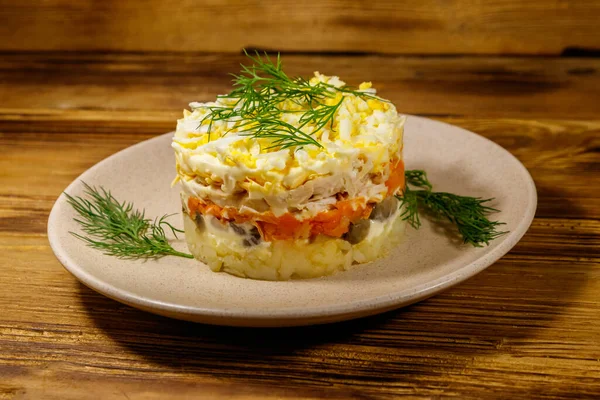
[
  {"xmin": 1, "ymin": 53, "xmax": 600, "ymax": 119},
  {"xmin": 1, "ymin": 53, "xmax": 600, "ymax": 399},
  {"xmin": 1, "ymin": 0, "xmax": 600, "ymax": 55},
  {"xmin": 1, "ymin": 112, "xmax": 599, "ymax": 399}
]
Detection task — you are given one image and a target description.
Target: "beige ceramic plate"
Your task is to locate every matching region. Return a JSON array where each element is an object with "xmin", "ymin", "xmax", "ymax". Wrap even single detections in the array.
[{"xmin": 48, "ymin": 116, "xmax": 536, "ymax": 327}]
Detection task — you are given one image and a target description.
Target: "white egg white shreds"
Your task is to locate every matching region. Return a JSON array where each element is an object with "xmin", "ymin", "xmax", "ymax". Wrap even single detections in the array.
[{"xmin": 172, "ymin": 72, "xmax": 406, "ymax": 280}]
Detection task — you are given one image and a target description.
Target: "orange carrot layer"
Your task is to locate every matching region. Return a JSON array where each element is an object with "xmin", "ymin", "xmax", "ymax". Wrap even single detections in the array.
[
  {"xmin": 188, "ymin": 158, "xmax": 405, "ymax": 241},
  {"xmin": 386, "ymin": 158, "xmax": 405, "ymax": 195}
]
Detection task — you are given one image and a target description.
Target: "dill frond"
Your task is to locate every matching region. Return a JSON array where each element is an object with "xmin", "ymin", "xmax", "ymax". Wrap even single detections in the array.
[
  {"xmin": 397, "ymin": 170, "xmax": 508, "ymax": 247},
  {"xmin": 198, "ymin": 50, "xmax": 383, "ymax": 149},
  {"xmin": 65, "ymin": 183, "xmax": 193, "ymax": 259}
]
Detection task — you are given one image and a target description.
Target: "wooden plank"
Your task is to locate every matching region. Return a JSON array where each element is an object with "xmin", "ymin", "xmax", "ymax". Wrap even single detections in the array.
[
  {"xmin": 0, "ymin": 234, "xmax": 599, "ymax": 399},
  {"xmin": 1, "ymin": 53, "xmax": 599, "ymax": 397},
  {"xmin": 0, "ymin": 374, "xmax": 330, "ymax": 400},
  {"xmin": 0, "ymin": 53, "xmax": 600, "ymax": 119},
  {"xmin": 0, "ymin": 0, "xmax": 599, "ymax": 55}
]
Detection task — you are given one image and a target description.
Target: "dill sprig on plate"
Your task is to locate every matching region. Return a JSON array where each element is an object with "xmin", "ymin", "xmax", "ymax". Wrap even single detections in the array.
[
  {"xmin": 65, "ymin": 183, "xmax": 193, "ymax": 259},
  {"xmin": 397, "ymin": 170, "xmax": 508, "ymax": 247},
  {"xmin": 197, "ymin": 50, "xmax": 380, "ymax": 149}
]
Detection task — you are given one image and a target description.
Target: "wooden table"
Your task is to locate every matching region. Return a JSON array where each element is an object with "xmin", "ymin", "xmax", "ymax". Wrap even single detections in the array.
[
  {"xmin": 1, "ymin": 1, "xmax": 600, "ymax": 396},
  {"xmin": 1, "ymin": 52, "xmax": 599, "ymax": 399}
]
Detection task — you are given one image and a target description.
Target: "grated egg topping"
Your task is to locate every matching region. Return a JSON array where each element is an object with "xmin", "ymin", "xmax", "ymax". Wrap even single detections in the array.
[{"xmin": 172, "ymin": 72, "xmax": 405, "ymax": 218}]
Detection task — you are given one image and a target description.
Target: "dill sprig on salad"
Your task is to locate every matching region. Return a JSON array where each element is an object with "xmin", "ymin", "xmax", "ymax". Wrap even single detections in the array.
[{"xmin": 198, "ymin": 51, "xmax": 382, "ymax": 149}]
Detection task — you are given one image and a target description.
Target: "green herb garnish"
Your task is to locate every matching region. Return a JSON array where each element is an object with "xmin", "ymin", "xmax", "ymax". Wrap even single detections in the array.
[
  {"xmin": 198, "ymin": 51, "xmax": 380, "ymax": 149},
  {"xmin": 397, "ymin": 170, "xmax": 507, "ymax": 247},
  {"xmin": 65, "ymin": 183, "xmax": 193, "ymax": 259}
]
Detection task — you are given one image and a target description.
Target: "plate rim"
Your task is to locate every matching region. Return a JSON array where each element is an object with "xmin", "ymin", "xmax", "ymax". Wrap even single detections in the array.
[{"xmin": 47, "ymin": 116, "xmax": 537, "ymax": 324}]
